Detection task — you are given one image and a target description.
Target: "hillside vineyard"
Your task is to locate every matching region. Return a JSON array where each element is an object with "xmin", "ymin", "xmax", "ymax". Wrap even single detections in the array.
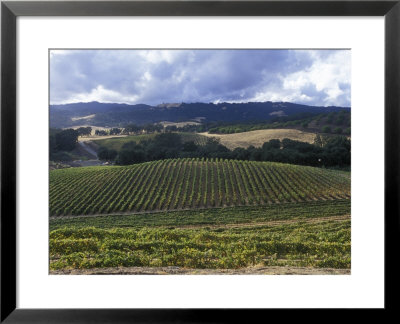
[{"xmin": 50, "ymin": 159, "xmax": 350, "ymax": 216}]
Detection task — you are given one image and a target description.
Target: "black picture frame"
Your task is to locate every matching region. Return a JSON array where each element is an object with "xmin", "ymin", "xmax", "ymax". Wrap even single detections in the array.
[{"xmin": 1, "ymin": 0, "xmax": 399, "ymax": 322}]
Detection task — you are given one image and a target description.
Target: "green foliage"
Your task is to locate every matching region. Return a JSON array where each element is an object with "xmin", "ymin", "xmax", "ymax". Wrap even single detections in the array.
[
  {"xmin": 76, "ymin": 127, "xmax": 92, "ymax": 136},
  {"xmin": 95, "ymin": 130, "xmax": 109, "ymax": 136},
  {"xmin": 50, "ymin": 216, "xmax": 351, "ymax": 270},
  {"xmin": 94, "ymin": 132, "xmax": 350, "ymax": 168},
  {"xmin": 97, "ymin": 147, "xmax": 118, "ymax": 161},
  {"xmin": 49, "ymin": 151, "xmax": 74, "ymax": 162},
  {"xmin": 321, "ymin": 126, "xmax": 331, "ymax": 133},
  {"xmin": 115, "ymin": 142, "xmax": 146, "ymax": 165},
  {"xmin": 55, "ymin": 129, "xmax": 79, "ymax": 151},
  {"xmin": 93, "ymin": 132, "xmax": 207, "ymax": 152},
  {"xmin": 183, "ymin": 141, "xmax": 198, "ymax": 152},
  {"xmin": 207, "ymin": 110, "xmax": 350, "ymax": 134},
  {"xmin": 109, "ymin": 128, "xmax": 121, "ymax": 135},
  {"xmin": 333, "ymin": 127, "xmax": 343, "ymax": 134}
]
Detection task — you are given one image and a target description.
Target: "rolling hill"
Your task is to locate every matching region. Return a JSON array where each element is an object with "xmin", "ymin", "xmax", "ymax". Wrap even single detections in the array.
[
  {"xmin": 49, "ymin": 158, "xmax": 350, "ymax": 216},
  {"xmin": 49, "ymin": 101, "xmax": 350, "ymax": 128}
]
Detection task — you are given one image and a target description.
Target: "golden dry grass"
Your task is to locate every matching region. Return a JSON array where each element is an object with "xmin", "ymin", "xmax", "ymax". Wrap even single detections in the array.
[
  {"xmin": 200, "ymin": 128, "xmax": 317, "ymax": 149},
  {"xmin": 78, "ymin": 134, "xmax": 127, "ymax": 142},
  {"xmin": 159, "ymin": 121, "xmax": 200, "ymax": 128}
]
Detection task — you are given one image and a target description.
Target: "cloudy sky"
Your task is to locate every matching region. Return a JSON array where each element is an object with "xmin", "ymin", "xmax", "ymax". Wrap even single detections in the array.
[{"xmin": 50, "ymin": 49, "xmax": 351, "ymax": 107}]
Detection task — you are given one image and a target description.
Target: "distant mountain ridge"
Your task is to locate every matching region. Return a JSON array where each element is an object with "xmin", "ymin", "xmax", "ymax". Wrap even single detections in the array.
[{"xmin": 50, "ymin": 101, "xmax": 350, "ymax": 129}]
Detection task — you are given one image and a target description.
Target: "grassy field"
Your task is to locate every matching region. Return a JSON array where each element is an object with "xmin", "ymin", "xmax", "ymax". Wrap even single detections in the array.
[
  {"xmin": 49, "ymin": 159, "xmax": 350, "ymax": 216},
  {"xmin": 200, "ymin": 128, "xmax": 318, "ymax": 149},
  {"xmin": 50, "ymin": 201, "xmax": 350, "ymax": 271},
  {"xmin": 92, "ymin": 132, "xmax": 208, "ymax": 151}
]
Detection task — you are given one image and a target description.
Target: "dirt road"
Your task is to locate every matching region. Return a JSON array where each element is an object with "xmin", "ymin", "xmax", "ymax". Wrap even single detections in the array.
[
  {"xmin": 50, "ymin": 266, "xmax": 350, "ymax": 275},
  {"xmin": 78, "ymin": 135, "xmax": 127, "ymax": 142}
]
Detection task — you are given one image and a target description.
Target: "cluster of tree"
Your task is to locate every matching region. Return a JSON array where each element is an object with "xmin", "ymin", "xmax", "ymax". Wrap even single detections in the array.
[
  {"xmin": 97, "ymin": 146, "xmax": 118, "ymax": 161},
  {"xmin": 99, "ymin": 133, "xmax": 350, "ymax": 168},
  {"xmin": 240, "ymin": 136, "xmax": 351, "ymax": 167},
  {"xmin": 94, "ymin": 128, "xmax": 123, "ymax": 136},
  {"xmin": 95, "ymin": 130, "xmax": 109, "ymax": 136},
  {"xmin": 76, "ymin": 127, "xmax": 92, "ymax": 136},
  {"xmin": 92, "ymin": 118, "xmax": 358, "ymax": 137},
  {"xmin": 50, "ymin": 128, "xmax": 79, "ymax": 160},
  {"xmin": 321, "ymin": 126, "xmax": 351, "ymax": 135},
  {"xmin": 93, "ymin": 123, "xmax": 206, "ymax": 136},
  {"xmin": 109, "ymin": 128, "xmax": 122, "ymax": 135},
  {"xmin": 96, "ymin": 134, "xmax": 228, "ymax": 164},
  {"xmin": 208, "ymin": 119, "xmax": 317, "ymax": 134}
]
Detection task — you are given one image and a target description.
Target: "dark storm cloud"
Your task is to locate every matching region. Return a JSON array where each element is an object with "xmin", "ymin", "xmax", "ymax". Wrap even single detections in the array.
[{"xmin": 50, "ymin": 49, "xmax": 351, "ymax": 107}]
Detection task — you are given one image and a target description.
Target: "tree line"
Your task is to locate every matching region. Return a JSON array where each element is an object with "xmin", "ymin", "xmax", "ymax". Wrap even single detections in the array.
[
  {"xmin": 50, "ymin": 128, "xmax": 79, "ymax": 160},
  {"xmin": 49, "ymin": 127, "xmax": 92, "ymax": 160},
  {"xmin": 208, "ymin": 111, "xmax": 351, "ymax": 135},
  {"xmin": 98, "ymin": 133, "xmax": 350, "ymax": 168}
]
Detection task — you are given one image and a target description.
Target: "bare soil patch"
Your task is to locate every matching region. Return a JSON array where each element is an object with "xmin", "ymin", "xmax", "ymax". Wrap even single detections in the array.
[
  {"xmin": 50, "ymin": 266, "xmax": 350, "ymax": 275},
  {"xmin": 171, "ymin": 214, "xmax": 350, "ymax": 230}
]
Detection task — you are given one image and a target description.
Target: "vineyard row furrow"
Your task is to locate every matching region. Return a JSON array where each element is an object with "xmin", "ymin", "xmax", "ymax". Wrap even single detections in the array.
[{"xmin": 50, "ymin": 159, "xmax": 350, "ymax": 216}]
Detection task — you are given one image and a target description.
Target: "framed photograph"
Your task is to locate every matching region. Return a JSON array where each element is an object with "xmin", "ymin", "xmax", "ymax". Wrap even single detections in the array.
[{"xmin": 1, "ymin": 0, "xmax": 399, "ymax": 321}]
